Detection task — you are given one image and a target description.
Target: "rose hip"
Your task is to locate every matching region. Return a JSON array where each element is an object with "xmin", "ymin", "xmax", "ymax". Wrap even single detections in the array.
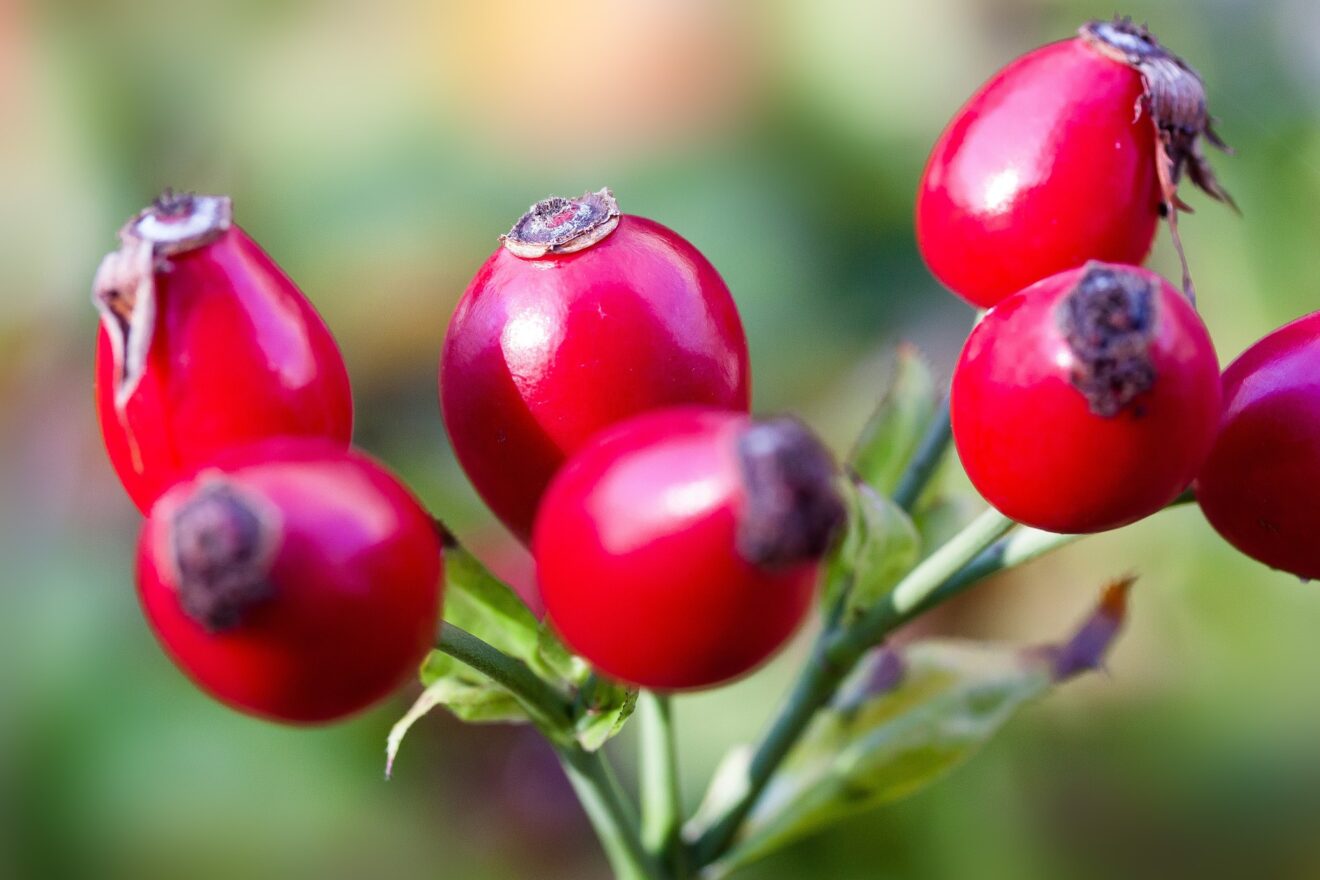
[
  {"xmin": 94, "ymin": 191, "xmax": 353, "ymax": 512},
  {"xmin": 534, "ymin": 407, "xmax": 843, "ymax": 690},
  {"xmin": 440, "ymin": 189, "xmax": 750, "ymax": 543},
  {"xmin": 1197, "ymin": 312, "xmax": 1320, "ymax": 579},
  {"xmin": 916, "ymin": 18, "xmax": 1231, "ymax": 308},
  {"xmin": 951, "ymin": 262, "xmax": 1221, "ymax": 533},
  {"xmin": 136, "ymin": 439, "xmax": 441, "ymax": 724}
]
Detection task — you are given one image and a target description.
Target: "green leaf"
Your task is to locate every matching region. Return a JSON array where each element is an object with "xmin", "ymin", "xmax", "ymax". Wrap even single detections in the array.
[
  {"xmin": 714, "ymin": 581, "xmax": 1132, "ymax": 874},
  {"xmin": 575, "ymin": 682, "xmax": 639, "ymax": 752},
  {"xmin": 685, "ymin": 746, "xmax": 754, "ymax": 838},
  {"xmin": 823, "ymin": 481, "xmax": 921, "ymax": 621},
  {"xmin": 849, "ymin": 345, "xmax": 937, "ymax": 496},
  {"xmin": 531, "ymin": 618, "xmax": 589, "ymax": 684},
  {"xmin": 388, "ymin": 653, "xmax": 531, "ymax": 777},
  {"xmin": 442, "ymin": 546, "xmax": 541, "ymax": 662}
]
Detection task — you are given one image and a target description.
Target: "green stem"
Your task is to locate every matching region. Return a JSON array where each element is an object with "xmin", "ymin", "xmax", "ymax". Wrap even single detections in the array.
[
  {"xmin": 890, "ymin": 392, "xmax": 952, "ymax": 512},
  {"xmin": 639, "ymin": 692, "xmax": 687, "ymax": 877},
  {"xmin": 690, "ymin": 507, "xmax": 1014, "ymax": 867},
  {"xmin": 434, "ymin": 622, "xmax": 573, "ymax": 731},
  {"xmin": 558, "ymin": 745, "xmax": 666, "ymax": 880},
  {"xmin": 844, "ymin": 507, "xmax": 1015, "ymax": 646},
  {"xmin": 921, "ymin": 491, "xmax": 1197, "ymax": 620}
]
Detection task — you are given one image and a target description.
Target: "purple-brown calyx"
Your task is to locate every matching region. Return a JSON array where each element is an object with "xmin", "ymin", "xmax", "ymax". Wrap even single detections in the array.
[
  {"xmin": 1058, "ymin": 262, "xmax": 1157, "ymax": 418},
  {"xmin": 169, "ymin": 476, "xmax": 281, "ymax": 632},
  {"xmin": 500, "ymin": 188, "xmax": 621, "ymax": 258},
  {"xmin": 736, "ymin": 416, "xmax": 847, "ymax": 570}
]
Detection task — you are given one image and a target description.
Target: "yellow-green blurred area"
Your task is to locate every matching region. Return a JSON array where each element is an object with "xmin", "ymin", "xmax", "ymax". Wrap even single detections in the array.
[{"xmin": 4, "ymin": 0, "xmax": 1320, "ymax": 877}]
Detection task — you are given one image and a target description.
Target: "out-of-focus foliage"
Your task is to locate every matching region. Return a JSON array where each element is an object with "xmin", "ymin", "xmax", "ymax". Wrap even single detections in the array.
[{"xmin": 5, "ymin": 1, "xmax": 1320, "ymax": 878}]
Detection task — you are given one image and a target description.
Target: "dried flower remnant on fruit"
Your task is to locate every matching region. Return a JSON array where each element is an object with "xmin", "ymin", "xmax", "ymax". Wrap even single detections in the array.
[
  {"xmin": 736, "ymin": 417, "xmax": 846, "ymax": 570},
  {"xmin": 170, "ymin": 477, "xmax": 280, "ymax": 631},
  {"xmin": 92, "ymin": 191, "xmax": 234, "ymax": 410},
  {"xmin": 1080, "ymin": 17, "xmax": 1234, "ymax": 295},
  {"xmin": 1059, "ymin": 264, "xmax": 1157, "ymax": 418},
  {"xmin": 500, "ymin": 188, "xmax": 621, "ymax": 258}
]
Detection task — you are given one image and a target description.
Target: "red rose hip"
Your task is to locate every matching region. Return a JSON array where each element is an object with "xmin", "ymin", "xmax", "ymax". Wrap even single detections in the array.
[
  {"xmin": 534, "ymin": 408, "xmax": 844, "ymax": 690},
  {"xmin": 440, "ymin": 189, "xmax": 750, "ymax": 543},
  {"xmin": 1197, "ymin": 312, "xmax": 1320, "ymax": 579},
  {"xmin": 136, "ymin": 439, "xmax": 442, "ymax": 723},
  {"xmin": 94, "ymin": 191, "xmax": 353, "ymax": 512},
  {"xmin": 916, "ymin": 18, "xmax": 1231, "ymax": 308},
  {"xmin": 951, "ymin": 262, "xmax": 1220, "ymax": 533}
]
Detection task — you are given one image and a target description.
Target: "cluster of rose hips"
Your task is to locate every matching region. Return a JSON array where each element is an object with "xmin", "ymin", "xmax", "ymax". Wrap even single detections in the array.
[
  {"xmin": 92, "ymin": 181, "xmax": 839, "ymax": 722},
  {"xmin": 92, "ymin": 17, "xmax": 1320, "ymax": 747}
]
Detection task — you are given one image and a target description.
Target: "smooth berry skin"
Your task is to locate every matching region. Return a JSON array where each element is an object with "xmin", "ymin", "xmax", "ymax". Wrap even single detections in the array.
[
  {"xmin": 96, "ymin": 225, "xmax": 353, "ymax": 512},
  {"xmin": 534, "ymin": 408, "xmax": 817, "ymax": 691},
  {"xmin": 137, "ymin": 439, "xmax": 442, "ymax": 724},
  {"xmin": 1197, "ymin": 313, "xmax": 1320, "ymax": 579},
  {"xmin": 916, "ymin": 37, "xmax": 1161, "ymax": 308},
  {"xmin": 441, "ymin": 215, "xmax": 750, "ymax": 543},
  {"xmin": 951, "ymin": 265, "xmax": 1221, "ymax": 534}
]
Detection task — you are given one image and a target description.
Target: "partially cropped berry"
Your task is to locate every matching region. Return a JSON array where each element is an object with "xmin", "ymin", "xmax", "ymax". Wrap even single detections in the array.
[
  {"xmin": 951, "ymin": 262, "xmax": 1221, "ymax": 533},
  {"xmin": 1197, "ymin": 313, "xmax": 1320, "ymax": 579},
  {"xmin": 534, "ymin": 408, "xmax": 844, "ymax": 690},
  {"xmin": 136, "ymin": 439, "xmax": 441, "ymax": 724},
  {"xmin": 916, "ymin": 18, "xmax": 1232, "ymax": 308},
  {"xmin": 440, "ymin": 188, "xmax": 750, "ymax": 543},
  {"xmin": 94, "ymin": 191, "xmax": 353, "ymax": 512}
]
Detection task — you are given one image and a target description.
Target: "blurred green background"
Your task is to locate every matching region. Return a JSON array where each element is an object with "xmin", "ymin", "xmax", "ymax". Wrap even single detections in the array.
[{"xmin": 5, "ymin": 0, "xmax": 1320, "ymax": 877}]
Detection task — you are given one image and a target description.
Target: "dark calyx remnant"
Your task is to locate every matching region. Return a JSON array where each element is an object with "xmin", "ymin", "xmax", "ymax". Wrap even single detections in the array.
[
  {"xmin": 171, "ymin": 479, "xmax": 278, "ymax": 632},
  {"xmin": 1058, "ymin": 263, "xmax": 1157, "ymax": 418},
  {"xmin": 1080, "ymin": 17, "xmax": 1234, "ymax": 299},
  {"xmin": 736, "ymin": 417, "xmax": 847, "ymax": 570},
  {"xmin": 1080, "ymin": 17, "xmax": 1233, "ymax": 208},
  {"xmin": 152, "ymin": 186, "xmax": 197, "ymax": 217},
  {"xmin": 501, "ymin": 187, "xmax": 621, "ymax": 258}
]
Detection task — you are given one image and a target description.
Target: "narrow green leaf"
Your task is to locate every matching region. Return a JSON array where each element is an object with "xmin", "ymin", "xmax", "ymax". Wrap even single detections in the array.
[
  {"xmin": 823, "ymin": 481, "xmax": 921, "ymax": 620},
  {"xmin": 849, "ymin": 345, "xmax": 937, "ymax": 495},
  {"xmin": 714, "ymin": 582, "xmax": 1132, "ymax": 874},
  {"xmin": 443, "ymin": 546, "xmax": 541, "ymax": 662},
  {"xmin": 576, "ymin": 684, "xmax": 639, "ymax": 752},
  {"xmin": 531, "ymin": 618, "xmax": 589, "ymax": 684},
  {"xmin": 685, "ymin": 746, "xmax": 753, "ymax": 839},
  {"xmin": 388, "ymin": 654, "xmax": 531, "ymax": 777}
]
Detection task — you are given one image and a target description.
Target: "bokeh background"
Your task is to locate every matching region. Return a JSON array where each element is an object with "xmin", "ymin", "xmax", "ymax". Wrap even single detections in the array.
[{"xmin": 4, "ymin": 0, "xmax": 1320, "ymax": 877}]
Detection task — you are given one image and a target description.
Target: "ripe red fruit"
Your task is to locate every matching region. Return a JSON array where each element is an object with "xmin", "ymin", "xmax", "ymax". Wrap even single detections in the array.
[
  {"xmin": 1197, "ymin": 313, "xmax": 1320, "ymax": 579},
  {"xmin": 534, "ymin": 408, "xmax": 843, "ymax": 690},
  {"xmin": 94, "ymin": 191, "xmax": 353, "ymax": 512},
  {"xmin": 916, "ymin": 18, "xmax": 1232, "ymax": 308},
  {"xmin": 951, "ymin": 262, "xmax": 1221, "ymax": 533},
  {"xmin": 440, "ymin": 189, "xmax": 750, "ymax": 543},
  {"xmin": 136, "ymin": 439, "xmax": 442, "ymax": 724}
]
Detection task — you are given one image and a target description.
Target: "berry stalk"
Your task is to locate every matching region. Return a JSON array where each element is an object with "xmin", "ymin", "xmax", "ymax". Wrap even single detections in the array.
[{"xmin": 639, "ymin": 692, "xmax": 689, "ymax": 878}]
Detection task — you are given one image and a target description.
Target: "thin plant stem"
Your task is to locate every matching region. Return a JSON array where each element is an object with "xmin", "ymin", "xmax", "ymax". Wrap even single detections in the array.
[
  {"xmin": 558, "ymin": 745, "xmax": 666, "ymax": 880},
  {"xmin": 434, "ymin": 622, "xmax": 573, "ymax": 730},
  {"xmin": 639, "ymin": 692, "xmax": 687, "ymax": 877},
  {"xmin": 891, "ymin": 392, "xmax": 952, "ymax": 512}
]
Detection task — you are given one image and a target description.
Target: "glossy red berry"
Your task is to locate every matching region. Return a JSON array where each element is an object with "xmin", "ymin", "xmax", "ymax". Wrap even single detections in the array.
[
  {"xmin": 916, "ymin": 19, "xmax": 1231, "ymax": 308},
  {"xmin": 1197, "ymin": 313, "xmax": 1320, "ymax": 579},
  {"xmin": 94, "ymin": 191, "xmax": 353, "ymax": 512},
  {"xmin": 136, "ymin": 439, "xmax": 441, "ymax": 724},
  {"xmin": 951, "ymin": 262, "xmax": 1221, "ymax": 533},
  {"xmin": 534, "ymin": 408, "xmax": 843, "ymax": 690},
  {"xmin": 441, "ymin": 189, "xmax": 750, "ymax": 543}
]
